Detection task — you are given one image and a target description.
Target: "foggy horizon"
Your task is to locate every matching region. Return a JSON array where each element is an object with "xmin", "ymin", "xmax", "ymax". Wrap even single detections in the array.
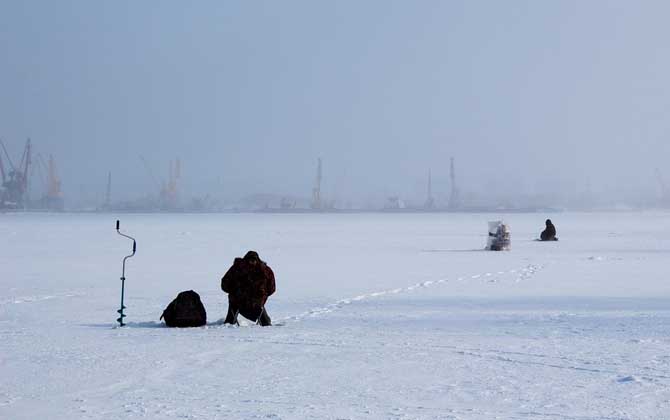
[{"xmin": 2, "ymin": 1, "xmax": 670, "ymax": 210}]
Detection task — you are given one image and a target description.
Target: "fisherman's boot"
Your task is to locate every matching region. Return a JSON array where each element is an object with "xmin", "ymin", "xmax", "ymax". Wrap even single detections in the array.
[
  {"xmin": 258, "ymin": 309, "xmax": 272, "ymax": 326},
  {"xmin": 224, "ymin": 306, "xmax": 239, "ymax": 325}
]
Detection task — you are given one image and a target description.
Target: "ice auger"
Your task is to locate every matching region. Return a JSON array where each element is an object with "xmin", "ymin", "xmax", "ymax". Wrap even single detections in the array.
[{"xmin": 116, "ymin": 220, "xmax": 136, "ymax": 326}]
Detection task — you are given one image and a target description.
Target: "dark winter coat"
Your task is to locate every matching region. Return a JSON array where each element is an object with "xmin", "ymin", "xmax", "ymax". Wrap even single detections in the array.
[
  {"xmin": 540, "ymin": 219, "xmax": 557, "ymax": 241},
  {"xmin": 221, "ymin": 255, "xmax": 276, "ymax": 312}
]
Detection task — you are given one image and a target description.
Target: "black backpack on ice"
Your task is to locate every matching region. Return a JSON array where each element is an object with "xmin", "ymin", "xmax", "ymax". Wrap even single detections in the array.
[{"xmin": 160, "ymin": 290, "xmax": 207, "ymax": 327}]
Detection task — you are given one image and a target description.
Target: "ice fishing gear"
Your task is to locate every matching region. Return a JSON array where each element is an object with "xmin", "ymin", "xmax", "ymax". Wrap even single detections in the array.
[
  {"xmin": 226, "ymin": 308, "xmax": 267, "ymax": 326},
  {"xmin": 116, "ymin": 220, "xmax": 136, "ymax": 326},
  {"xmin": 160, "ymin": 290, "xmax": 207, "ymax": 328},
  {"xmin": 486, "ymin": 221, "xmax": 511, "ymax": 251}
]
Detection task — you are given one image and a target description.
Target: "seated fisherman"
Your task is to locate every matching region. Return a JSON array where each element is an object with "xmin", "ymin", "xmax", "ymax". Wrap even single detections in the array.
[
  {"xmin": 489, "ymin": 222, "xmax": 511, "ymax": 251},
  {"xmin": 221, "ymin": 251, "xmax": 275, "ymax": 326},
  {"xmin": 540, "ymin": 219, "xmax": 557, "ymax": 241}
]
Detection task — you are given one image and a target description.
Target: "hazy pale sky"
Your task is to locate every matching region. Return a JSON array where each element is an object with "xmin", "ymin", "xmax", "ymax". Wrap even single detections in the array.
[{"xmin": 1, "ymin": 1, "xmax": 669, "ymax": 205}]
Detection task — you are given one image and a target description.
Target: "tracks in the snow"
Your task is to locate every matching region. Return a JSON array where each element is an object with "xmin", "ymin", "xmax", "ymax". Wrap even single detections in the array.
[
  {"xmin": 283, "ymin": 263, "xmax": 545, "ymax": 323},
  {"xmin": 0, "ymin": 292, "xmax": 85, "ymax": 306}
]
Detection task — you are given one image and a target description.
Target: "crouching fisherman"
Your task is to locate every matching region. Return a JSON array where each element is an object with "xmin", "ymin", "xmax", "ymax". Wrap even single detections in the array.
[
  {"xmin": 221, "ymin": 251, "xmax": 275, "ymax": 326},
  {"xmin": 540, "ymin": 219, "xmax": 557, "ymax": 241}
]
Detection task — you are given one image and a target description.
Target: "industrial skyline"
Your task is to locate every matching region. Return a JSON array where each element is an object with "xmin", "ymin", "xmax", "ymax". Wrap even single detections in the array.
[{"xmin": 2, "ymin": 140, "xmax": 668, "ymax": 211}]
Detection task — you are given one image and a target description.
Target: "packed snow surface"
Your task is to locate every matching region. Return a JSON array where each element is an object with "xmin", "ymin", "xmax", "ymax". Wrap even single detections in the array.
[{"xmin": 1, "ymin": 212, "xmax": 669, "ymax": 419}]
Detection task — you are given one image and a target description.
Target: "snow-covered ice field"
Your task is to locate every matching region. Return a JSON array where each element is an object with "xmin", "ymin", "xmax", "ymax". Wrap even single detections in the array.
[{"xmin": 1, "ymin": 212, "xmax": 669, "ymax": 420}]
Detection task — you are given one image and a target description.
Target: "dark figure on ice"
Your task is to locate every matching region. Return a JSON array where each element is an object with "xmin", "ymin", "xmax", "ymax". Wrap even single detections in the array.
[
  {"xmin": 540, "ymin": 219, "xmax": 557, "ymax": 241},
  {"xmin": 221, "ymin": 251, "xmax": 275, "ymax": 326}
]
